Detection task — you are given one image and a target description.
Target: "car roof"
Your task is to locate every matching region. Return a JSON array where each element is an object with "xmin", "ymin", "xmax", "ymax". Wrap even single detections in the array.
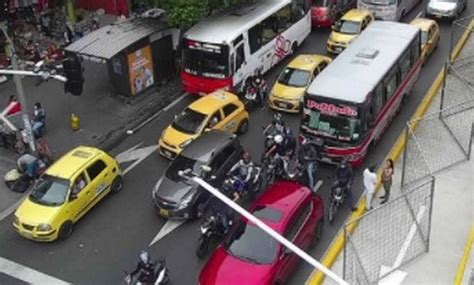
[
  {"xmin": 181, "ymin": 130, "xmax": 237, "ymax": 162},
  {"xmin": 249, "ymin": 181, "xmax": 310, "ymax": 233},
  {"xmin": 409, "ymin": 18, "xmax": 436, "ymax": 31},
  {"xmin": 46, "ymin": 146, "xmax": 103, "ymax": 179},
  {"xmin": 287, "ymin": 54, "xmax": 330, "ymax": 71},
  {"xmin": 342, "ymin": 9, "xmax": 372, "ymax": 21},
  {"xmin": 189, "ymin": 90, "xmax": 240, "ymax": 115}
]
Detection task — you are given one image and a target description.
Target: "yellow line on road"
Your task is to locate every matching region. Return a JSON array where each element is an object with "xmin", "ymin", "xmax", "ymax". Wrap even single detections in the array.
[
  {"xmin": 454, "ymin": 224, "xmax": 474, "ymax": 285},
  {"xmin": 307, "ymin": 19, "xmax": 474, "ymax": 285}
]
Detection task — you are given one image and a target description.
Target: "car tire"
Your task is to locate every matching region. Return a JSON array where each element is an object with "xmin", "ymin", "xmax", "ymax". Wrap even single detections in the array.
[
  {"xmin": 58, "ymin": 221, "xmax": 73, "ymax": 240},
  {"xmin": 237, "ymin": 119, "xmax": 249, "ymax": 134},
  {"xmin": 110, "ymin": 175, "xmax": 123, "ymax": 194}
]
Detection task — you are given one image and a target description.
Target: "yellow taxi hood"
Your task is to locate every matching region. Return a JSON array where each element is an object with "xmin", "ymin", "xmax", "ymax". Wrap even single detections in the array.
[
  {"xmin": 272, "ymin": 82, "xmax": 306, "ymax": 100},
  {"xmin": 330, "ymin": 31, "xmax": 356, "ymax": 44},
  {"xmin": 162, "ymin": 125, "xmax": 197, "ymax": 147},
  {"xmin": 15, "ymin": 198, "xmax": 62, "ymax": 225}
]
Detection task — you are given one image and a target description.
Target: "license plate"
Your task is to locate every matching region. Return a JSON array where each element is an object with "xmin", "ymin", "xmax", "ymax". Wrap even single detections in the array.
[
  {"xmin": 159, "ymin": 208, "xmax": 169, "ymax": 217},
  {"xmin": 335, "ymin": 47, "xmax": 342, "ymax": 53},
  {"xmin": 278, "ymin": 102, "xmax": 288, "ymax": 108},
  {"xmin": 22, "ymin": 230, "xmax": 33, "ymax": 239}
]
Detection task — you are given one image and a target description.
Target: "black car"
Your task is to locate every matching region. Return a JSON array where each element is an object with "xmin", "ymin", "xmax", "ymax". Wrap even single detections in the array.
[{"xmin": 152, "ymin": 130, "xmax": 243, "ymax": 220}]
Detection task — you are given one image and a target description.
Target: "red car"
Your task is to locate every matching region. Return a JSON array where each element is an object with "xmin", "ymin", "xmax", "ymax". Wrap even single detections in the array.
[
  {"xmin": 199, "ymin": 181, "xmax": 324, "ymax": 285},
  {"xmin": 311, "ymin": 0, "xmax": 356, "ymax": 28}
]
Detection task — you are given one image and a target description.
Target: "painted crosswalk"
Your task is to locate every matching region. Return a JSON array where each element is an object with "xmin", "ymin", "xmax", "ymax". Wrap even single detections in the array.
[{"xmin": 0, "ymin": 257, "xmax": 70, "ymax": 285}]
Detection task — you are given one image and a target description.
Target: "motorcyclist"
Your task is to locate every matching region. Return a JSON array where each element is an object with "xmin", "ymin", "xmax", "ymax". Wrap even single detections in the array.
[
  {"xmin": 250, "ymin": 72, "xmax": 266, "ymax": 108},
  {"xmin": 228, "ymin": 152, "xmax": 255, "ymax": 191},
  {"xmin": 298, "ymin": 134, "xmax": 319, "ymax": 190},
  {"xmin": 263, "ymin": 112, "xmax": 285, "ymax": 136},
  {"xmin": 332, "ymin": 158, "xmax": 356, "ymax": 211},
  {"xmin": 207, "ymin": 196, "xmax": 235, "ymax": 233},
  {"xmin": 127, "ymin": 251, "xmax": 156, "ymax": 284}
]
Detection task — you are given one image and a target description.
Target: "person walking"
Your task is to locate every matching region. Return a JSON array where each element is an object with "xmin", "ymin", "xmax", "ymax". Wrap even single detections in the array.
[
  {"xmin": 31, "ymin": 103, "xmax": 46, "ymax": 138},
  {"xmin": 380, "ymin": 159, "xmax": 394, "ymax": 204},
  {"xmin": 363, "ymin": 165, "xmax": 377, "ymax": 210}
]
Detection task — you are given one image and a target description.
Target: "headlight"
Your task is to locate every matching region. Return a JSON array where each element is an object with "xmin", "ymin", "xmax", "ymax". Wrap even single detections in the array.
[
  {"xmin": 179, "ymin": 139, "xmax": 193, "ymax": 149},
  {"xmin": 13, "ymin": 216, "xmax": 19, "ymax": 225},
  {"xmin": 37, "ymin": 223, "xmax": 52, "ymax": 232},
  {"xmin": 178, "ymin": 193, "xmax": 194, "ymax": 209}
]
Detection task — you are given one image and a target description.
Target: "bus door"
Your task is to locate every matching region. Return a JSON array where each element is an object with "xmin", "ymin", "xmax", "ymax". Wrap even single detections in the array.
[{"xmin": 232, "ymin": 36, "xmax": 250, "ymax": 89}]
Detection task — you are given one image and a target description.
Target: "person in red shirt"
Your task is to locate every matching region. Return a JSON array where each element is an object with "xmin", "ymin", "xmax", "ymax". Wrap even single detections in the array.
[{"xmin": 5, "ymin": 95, "xmax": 21, "ymax": 116}]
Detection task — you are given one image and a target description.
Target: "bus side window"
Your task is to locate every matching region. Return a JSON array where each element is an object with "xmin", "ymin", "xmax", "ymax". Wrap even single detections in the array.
[
  {"xmin": 276, "ymin": 5, "xmax": 292, "ymax": 33},
  {"xmin": 261, "ymin": 15, "xmax": 278, "ymax": 45},
  {"xmin": 248, "ymin": 24, "xmax": 263, "ymax": 54},
  {"xmin": 399, "ymin": 50, "xmax": 411, "ymax": 80},
  {"xmin": 235, "ymin": 44, "xmax": 245, "ymax": 71},
  {"xmin": 372, "ymin": 83, "xmax": 384, "ymax": 121},
  {"xmin": 383, "ymin": 66, "xmax": 397, "ymax": 101},
  {"xmin": 409, "ymin": 35, "xmax": 421, "ymax": 65}
]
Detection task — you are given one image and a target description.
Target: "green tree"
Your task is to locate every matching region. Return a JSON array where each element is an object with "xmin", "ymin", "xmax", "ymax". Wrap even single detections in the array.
[{"xmin": 132, "ymin": 0, "xmax": 255, "ymax": 29}]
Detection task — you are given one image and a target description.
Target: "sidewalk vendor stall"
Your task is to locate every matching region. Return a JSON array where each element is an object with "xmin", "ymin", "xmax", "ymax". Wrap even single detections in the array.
[{"xmin": 64, "ymin": 17, "xmax": 180, "ymax": 97}]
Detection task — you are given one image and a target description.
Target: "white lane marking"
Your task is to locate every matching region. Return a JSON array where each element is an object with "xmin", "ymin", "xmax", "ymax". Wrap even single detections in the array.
[
  {"xmin": 378, "ymin": 206, "xmax": 426, "ymax": 285},
  {"xmin": 0, "ymin": 195, "xmax": 27, "ymax": 222},
  {"xmin": 127, "ymin": 93, "xmax": 187, "ymax": 135},
  {"xmin": 149, "ymin": 220, "xmax": 186, "ymax": 247},
  {"xmin": 115, "ymin": 143, "xmax": 158, "ymax": 176},
  {"xmin": 313, "ymin": 180, "xmax": 323, "ymax": 193},
  {"xmin": 0, "ymin": 257, "xmax": 70, "ymax": 284}
]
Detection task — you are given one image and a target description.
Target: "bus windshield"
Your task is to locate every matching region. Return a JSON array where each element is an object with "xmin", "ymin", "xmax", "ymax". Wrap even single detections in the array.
[
  {"xmin": 182, "ymin": 40, "xmax": 229, "ymax": 79},
  {"xmin": 362, "ymin": 0, "xmax": 397, "ymax": 5},
  {"xmin": 302, "ymin": 100, "xmax": 362, "ymax": 143}
]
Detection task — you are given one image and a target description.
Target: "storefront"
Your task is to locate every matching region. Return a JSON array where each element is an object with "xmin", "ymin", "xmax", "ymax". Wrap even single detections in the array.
[{"xmin": 65, "ymin": 17, "xmax": 180, "ymax": 97}]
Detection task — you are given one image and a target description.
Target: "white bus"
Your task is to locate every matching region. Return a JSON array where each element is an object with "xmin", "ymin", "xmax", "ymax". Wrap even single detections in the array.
[
  {"xmin": 181, "ymin": 0, "xmax": 312, "ymax": 95},
  {"xmin": 301, "ymin": 21, "xmax": 422, "ymax": 166},
  {"xmin": 357, "ymin": 0, "xmax": 420, "ymax": 21}
]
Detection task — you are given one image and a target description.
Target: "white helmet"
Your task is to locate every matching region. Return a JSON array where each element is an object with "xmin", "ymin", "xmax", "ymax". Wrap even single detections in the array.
[{"xmin": 274, "ymin": 134, "xmax": 284, "ymax": 144}]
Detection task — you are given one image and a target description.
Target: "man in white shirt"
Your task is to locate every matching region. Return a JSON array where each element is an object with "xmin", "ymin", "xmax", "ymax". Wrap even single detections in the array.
[{"xmin": 363, "ymin": 165, "xmax": 377, "ymax": 210}]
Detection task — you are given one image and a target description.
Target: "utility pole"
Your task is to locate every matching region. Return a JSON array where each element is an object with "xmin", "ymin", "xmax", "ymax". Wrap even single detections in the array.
[{"xmin": 1, "ymin": 23, "xmax": 36, "ymax": 152}]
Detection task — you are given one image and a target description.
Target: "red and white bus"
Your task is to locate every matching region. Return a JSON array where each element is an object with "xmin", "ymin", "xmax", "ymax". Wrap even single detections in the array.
[
  {"xmin": 300, "ymin": 21, "xmax": 422, "ymax": 166},
  {"xmin": 181, "ymin": 0, "xmax": 312, "ymax": 95}
]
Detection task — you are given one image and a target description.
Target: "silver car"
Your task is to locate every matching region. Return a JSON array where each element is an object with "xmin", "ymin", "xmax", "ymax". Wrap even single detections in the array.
[{"xmin": 426, "ymin": 0, "xmax": 467, "ymax": 20}]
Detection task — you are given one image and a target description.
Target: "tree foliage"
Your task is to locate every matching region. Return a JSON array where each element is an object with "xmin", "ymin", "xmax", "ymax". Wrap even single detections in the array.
[{"xmin": 133, "ymin": 0, "xmax": 255, "ymax": 29}]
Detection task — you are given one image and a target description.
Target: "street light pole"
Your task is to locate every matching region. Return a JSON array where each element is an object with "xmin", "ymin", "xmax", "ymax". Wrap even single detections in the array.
[{"xmin": 1, "ymin": 23, "xmax": 36, "ymax": 152}]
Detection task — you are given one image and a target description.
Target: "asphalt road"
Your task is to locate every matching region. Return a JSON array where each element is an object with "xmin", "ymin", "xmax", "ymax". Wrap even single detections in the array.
[{"xmin": 0, "ymin": 2, "xmax": 471, "ymax": 284}]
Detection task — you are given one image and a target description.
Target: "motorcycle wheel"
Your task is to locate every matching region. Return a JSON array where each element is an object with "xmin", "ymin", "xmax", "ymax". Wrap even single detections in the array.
[
  {"xmin": 196, "ymin": 236, "xmax": 209, "ymax": 259},
  {"xmin": 328, "ymin": 200, "xmax": 338, "ymax": 224}
]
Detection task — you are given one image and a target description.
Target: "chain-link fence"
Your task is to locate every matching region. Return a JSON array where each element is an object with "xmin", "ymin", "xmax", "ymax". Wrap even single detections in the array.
[{"xmin": 343, "ymin": 176, "xmax": 435, "ymax": 284}]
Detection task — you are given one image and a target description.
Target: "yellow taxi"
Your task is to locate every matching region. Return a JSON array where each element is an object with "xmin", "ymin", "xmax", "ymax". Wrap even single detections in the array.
[
  {"xmin": 268, "ymin": 54, "xmax": 332, "ymax": 113},
  {"xmin": 13, "ymin": 146, "xmax": 122, "ymax": 242},
  {"xmin": 409, "ymin": 18, "xmax": 440, "ymax": 63},
  {"xmin": 327, "ymin": 9, "xmax": 374, "ymax": 54},
  {"xmin": 158, "ymin": 90, "xmax": 249, "ymax": 159}
]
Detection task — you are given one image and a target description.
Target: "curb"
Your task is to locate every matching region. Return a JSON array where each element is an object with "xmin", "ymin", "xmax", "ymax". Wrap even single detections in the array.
[
  {"xmin": 307, "ymin": 19, "xmax": 474, "ymax": 285},
  {"xmin": 454, "ymin": 224, "xmax": 474, "ymax": 285}
]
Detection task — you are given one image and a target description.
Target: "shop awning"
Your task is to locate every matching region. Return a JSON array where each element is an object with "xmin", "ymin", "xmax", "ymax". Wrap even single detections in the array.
[{"xmin": 65, "ymin": 17, "xmax": 171, "ymax": 60}]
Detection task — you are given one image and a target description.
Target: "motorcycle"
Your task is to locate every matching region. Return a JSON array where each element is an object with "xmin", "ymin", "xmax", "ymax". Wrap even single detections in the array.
[
  {"xmin": 262, "ymin": 155, "xmax": 285, "ymax": 186},
  {"xmin": 328, "ymin": 180, "xmax": 348, "ymax": 224},
  {"xmin": 196, "ymin": 214, "xmax": 232, "ymax": 258},
  {"xmin": 282, "ymin": 156, "xmax": 302, "ymax": 182},
  {"xmin": 124, "ymin": 258, "xmax": 169, "ymax": 285},
  {"xmin": 223, "ymin": 167, "xmax": 263, "ymax": 199}
]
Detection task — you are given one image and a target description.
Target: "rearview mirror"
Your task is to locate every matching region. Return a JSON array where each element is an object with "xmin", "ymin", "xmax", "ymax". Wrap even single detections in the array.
[{"xmin": 210, "ymin": 175, "xmax": 217, "ymax": 180}]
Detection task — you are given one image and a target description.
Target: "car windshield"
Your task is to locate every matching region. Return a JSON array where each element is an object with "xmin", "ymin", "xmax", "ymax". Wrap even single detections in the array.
[
  {"xmin": 334, "ymin": 20, "xmax": 360, "ymax": 35},
  {"xmin": 362, "ymin": 0, "xmax": 396, "ymax": 5},
  {"xmin": 421, "ymin": 31, "xmax": 428, "ymax": 45},
  {"xmin": 224, "ymin": 222, "xmax": 279, "ymax": 264},
  {"xmin": 278, "ymin": 68, "xmax": 311, "ymax": 88},
  {"xmin": 182, "ymin": 41, "xmax": 229, "ymax": 78},
  {"xmin": 304, "ymin": 109, "xmax": 361, "ymax": 142},
  {"xmin": 171, "ymin": 108, "xmax": 207, "ymax": 135},
  {"xmin": 312, "ymin": 0, "xmax": 330, "ymax": 6},
  {"xmin": 166, "ymin": 156, "xmax": 204, "ymax": 182},
  {"xmin": 29, "ymin": 175, "xmax": 69, "ymax": 206}
]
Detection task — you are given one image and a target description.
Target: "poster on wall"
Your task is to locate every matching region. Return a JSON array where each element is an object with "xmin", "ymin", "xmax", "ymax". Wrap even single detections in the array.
[{"xmin": 128, "ymin": 45, "xmax": 154, "ymax": 96}]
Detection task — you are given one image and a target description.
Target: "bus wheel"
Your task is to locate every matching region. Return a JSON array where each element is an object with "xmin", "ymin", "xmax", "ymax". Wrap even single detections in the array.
[{"xmin": 290, "ymin": 42, "xmax": 298, "ymax": 56}]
